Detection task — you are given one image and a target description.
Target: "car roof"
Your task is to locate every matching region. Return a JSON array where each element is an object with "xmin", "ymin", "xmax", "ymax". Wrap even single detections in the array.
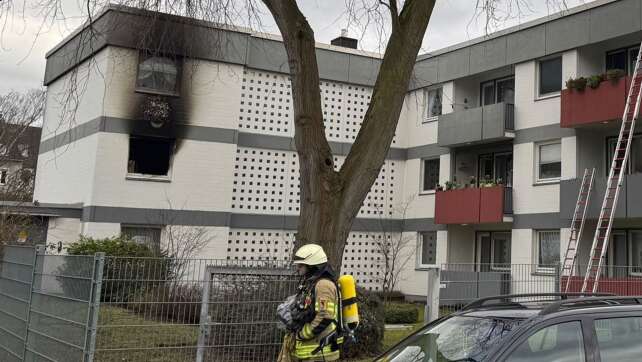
[
  {"xmin": 457, "ymin": 294, "xmax": 642, "ymax": 320},
  {"xmin": 460, "ymin": 308, "xmax": 541, "ymax": 319}
]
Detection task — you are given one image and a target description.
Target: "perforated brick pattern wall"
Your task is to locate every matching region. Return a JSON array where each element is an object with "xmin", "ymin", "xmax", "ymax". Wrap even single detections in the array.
[
  {"xmin": 238, "ymin": 69, "xmax": 397, "ymax": 145},
  {"xmin": 232, "ymin": 147, "xmax": 403, "ymax": 217},
  {"xmin": 226, "ymin": 228, "xmax": 395, "ymax": 291}
]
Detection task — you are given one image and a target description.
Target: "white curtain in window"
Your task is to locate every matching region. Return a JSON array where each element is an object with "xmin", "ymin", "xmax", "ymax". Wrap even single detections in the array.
[
  {"xmin": 538, "ymin": 231, "xmax": 560, "ymax": 267},
  {"xmin": 425, "ymin": 89, "xmax": 442, "ymax": 118}
]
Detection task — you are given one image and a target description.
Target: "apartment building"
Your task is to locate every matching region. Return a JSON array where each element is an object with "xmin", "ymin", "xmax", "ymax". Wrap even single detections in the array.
[{"xmin": 34, "ymin": 0, "xmax": 642, "ymax": 298}]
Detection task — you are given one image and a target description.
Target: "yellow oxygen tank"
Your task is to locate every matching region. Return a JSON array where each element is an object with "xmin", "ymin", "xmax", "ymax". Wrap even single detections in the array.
[{"xmin": 338, "ymin": 275, "xmax": 359, "ymax": 330}]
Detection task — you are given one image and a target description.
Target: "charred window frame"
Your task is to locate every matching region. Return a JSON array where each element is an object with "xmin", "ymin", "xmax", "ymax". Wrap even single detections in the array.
[
  {"xmin": 135, "ymin": 52, "xmax": 182, "ymax": 96},
  {"xmin": 127, "ymin": 136, "xmax": 175, "ymax": 180}
]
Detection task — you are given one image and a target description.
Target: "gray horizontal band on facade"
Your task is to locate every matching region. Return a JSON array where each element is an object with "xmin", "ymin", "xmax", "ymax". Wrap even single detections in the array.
[
  {"xmin": 237, "ymin": 132, "xmax": 407, "ymax": 160},
  {"xmin": 78, "ymin": 205, "xmax": 567, "ymax": 231},
  {"xmin": 40, "ymin": 116, "xmax": 576, "ymax": 160},
  {"xmin": 402, "ymin": 218, "xmax": 447, "ymax": 231},
  {"xmin": 82, "ymin": 206, "xmax": 231, "ymax": 226},
  {"xmin": 513, "ymin": 124, "xmax": 576, "ymax": 145},
  {"xmin": 45, "ymin": 1, "xmax": 633, "ymax": 93},
  {"xmin": 27, "ymin": 202, "xmax": 565, "ymax": 231},
  {"xmin": 0, "ymin": 202, "xmax": 83, "ymax": 219},
  {"xmin": 512, "ymin": 213, "xmax": 563, "ymax": 229},
  {"xmin": 80, "ymin": 206, "xmax": 408, "ymax": 231}
]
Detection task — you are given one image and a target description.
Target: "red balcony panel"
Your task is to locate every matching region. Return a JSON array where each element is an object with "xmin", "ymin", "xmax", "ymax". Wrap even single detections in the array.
[
  {"xmin": 563, "ymin": 276, "xmax": 642, "ymax": 295},
  {"xmin": 435, "ymin": 188, "xmax": 480, "ymax": 224},
  {"xmin": 480, "ymin": 186, "xmax": 505, "ymax": 223},
  {"xmin": 561, "ymin": 77, "xmax": 630, "ymax": 128},
  {"xmin": 436, "ymin": 186, "xmax": 507, "ymax": 224}
]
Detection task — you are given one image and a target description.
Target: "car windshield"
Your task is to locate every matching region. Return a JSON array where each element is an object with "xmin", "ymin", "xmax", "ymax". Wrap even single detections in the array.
[{"xmin": 378, "ymin": 315, "xmax": 525, "ymax": 362}]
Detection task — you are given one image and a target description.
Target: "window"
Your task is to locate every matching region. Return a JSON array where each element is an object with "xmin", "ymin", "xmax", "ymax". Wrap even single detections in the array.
[
  {"xmin": 606, "ymin": 45, "xmax": 640, "ymax": 75},
  {"xmin": 478, "ymin": 152, "xmax": 513, "ymax": 186},
  {"xmin": 607, "ymin": 135, "xmax": 642, "ymax": 174},
  {"xmin": 535, "ymin": 230, "xmax": 560, "ymax": 269},
  {"xmin": 480, "ymin": 77, "xmax": 515, "ymax": 106},
  {"xmin": 491, "ymin": 232, "xmax": 511, "ymax": 270},
  {"xmin": 0, "ymin": 169, "xmax": 7, "ymax": 185},
  {"xmin": 421, "ymin": 158, "xmax": 440, "ymax": 192},
  {"xmin": 506, "ymin": 321, "xmax": 585, "ymax": 362},
  {"xmin": 0, "ymin": 144, "xmax": 7, "ymax": 156},
  {"xmin": 127, "ymin": 136, "xmax": 174, "ymax": 178},
  {"xmin": 17, "ymin": 144, "xmax": 29, "ymax": 158},
  {"xmin": 424, "ymin": 88, "xmax": 442, "ymax": 120},
  {"xmin": 629, "ymin": 231, "xmax": 642, "ymax": 275},
  {"xmin": 136, "ymin": 53, "xmax": 181, "ymax": 95},
  {"xmin": 594, "ymin": 317, "xmax": 642, "ymax": 362},
  {"xmin": 418, "ymin": 231, "xmax": 437, "ymax": 267},
  {"xmin": 536, "ymin": 141, "xmax": 561, "ymax": 182},
  {"xmin": 122, "ymin": 226, "xmax": 162, "ymax": 253},
  {"xmin": 538, "ymin": 57, "xmax": 562, "ymax": 96}
]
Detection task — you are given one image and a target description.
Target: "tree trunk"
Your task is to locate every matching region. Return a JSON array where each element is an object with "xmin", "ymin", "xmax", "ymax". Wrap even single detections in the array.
[{"xmin": 262, "ymin": 0, "xmax": 436, "ymax": 272}]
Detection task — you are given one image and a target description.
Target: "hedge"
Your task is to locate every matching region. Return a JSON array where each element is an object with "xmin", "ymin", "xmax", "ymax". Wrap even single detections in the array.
[{"xmin": 384, "ymin": 303, "xmax": 419, "ymax": 324}]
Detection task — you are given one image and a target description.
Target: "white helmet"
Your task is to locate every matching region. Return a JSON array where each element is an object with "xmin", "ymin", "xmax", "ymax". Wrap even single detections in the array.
[{"xmin": 293, "ymin": 244, "xmax": 328, "ymax": 266}]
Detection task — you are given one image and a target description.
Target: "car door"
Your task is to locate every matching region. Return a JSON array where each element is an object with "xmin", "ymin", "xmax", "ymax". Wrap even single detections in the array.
[
  {"xmin": 495, "ymin": 316, "xmax": 597, "ymax": 362},
  {"xmin": 588, "ymin": 310, "xmax": 642, "ymax": 362}
]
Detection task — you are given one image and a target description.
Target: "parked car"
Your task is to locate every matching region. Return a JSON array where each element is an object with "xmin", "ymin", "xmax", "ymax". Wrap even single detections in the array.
[{"xmin": 376, "ymin": 293, "xmax": 642, "ymax": 362}]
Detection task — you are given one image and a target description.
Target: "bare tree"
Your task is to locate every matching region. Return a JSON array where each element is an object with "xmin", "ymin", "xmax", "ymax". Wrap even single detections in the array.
[
  {"xmin": 0, "ymin": 89, "xmax": 45, "ymax": 246},
  {"xmin": 366, "ymin": 197, "xmax": 415, "ymax": 303},
  {"xmin": 1, "ymin": 1, "xmax": 568, "ymax": 270},
  {"xmin": 163, "ymin": 224, "xmax": 212, "ymax": 279}
]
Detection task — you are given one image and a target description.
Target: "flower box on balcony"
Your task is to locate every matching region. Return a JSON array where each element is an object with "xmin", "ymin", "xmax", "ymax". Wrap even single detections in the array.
[
  {"xmin": 561, "ymin": 77, "xmax": 630, "ymax": 128},
  {"xmin": 435, "ymin": 185, "xmax": 507, "ymax": 224}
]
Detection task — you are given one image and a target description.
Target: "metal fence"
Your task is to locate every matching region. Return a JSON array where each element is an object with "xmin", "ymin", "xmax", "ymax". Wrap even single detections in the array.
[
  {"xmin": 8, "ymin": 245, "xmax": 642, "ymax": 362},
  {"xmin": 0, "ymin": 245, "xmax": 103, "ymax": 362},
  {"xmin": 94, "ymin": 258, "xmax": 297, "ymax": 362},
  {"xmin": 436, "ymin": 263, "xmax": 560, "ymax": 315}
]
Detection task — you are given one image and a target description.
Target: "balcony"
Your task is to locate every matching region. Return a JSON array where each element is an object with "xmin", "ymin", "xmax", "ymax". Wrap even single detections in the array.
[
  {"xmin": 560, "ymin": 173, "xmax": 642, "ymax": 219},
  {"xmin": 438, "ymin": 102, "xmax": 514, "ymax": 147},
  {"xmin": 560, "ymin": 76, "xmax": 629, "ymax": 128},
  {"xmin": 435, "ymin": 185, "xmax": 513, "ymax": 224}
]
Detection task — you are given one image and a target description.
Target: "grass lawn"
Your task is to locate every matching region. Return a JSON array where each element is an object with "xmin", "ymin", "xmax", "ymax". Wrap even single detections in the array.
[
  {"xmin": 94, "ymin": 304, "xmax": 429, "ymax": 362},
  {"xmin": 95, "ymin": 306, "xmax": 199, "ymax": 362}
]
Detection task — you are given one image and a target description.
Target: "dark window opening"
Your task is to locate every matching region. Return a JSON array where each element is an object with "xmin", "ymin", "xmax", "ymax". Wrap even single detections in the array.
[
  {"xmin": 128, "ymin": 137, "xmax": 174, "ymax": 176},
  {"xmin": 606, "ymin": 46, "xmax": 640, "ymax": 75},
  {"xmin": 422, "ymin": 158, "xmax": 440, "ymax": 191},
  {"xmin": 539, "ymin": 57, "xmax": 562, "ymax": 95}
]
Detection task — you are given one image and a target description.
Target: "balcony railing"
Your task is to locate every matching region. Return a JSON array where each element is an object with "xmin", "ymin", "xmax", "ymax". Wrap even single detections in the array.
[
  {"xmin": 560, "ymin": 173, "xmax": 642, "ymax": 219},
  {"xmin": 435, "ymin": 185, "xmax": 512, "ymax": 224},
  {"xmin": 438, "ymin": 102, "xmax": 515, "ymax": 147},
  {"xmin": 560, "ymin": 76, "xmax": 630, "ymax": 128}
]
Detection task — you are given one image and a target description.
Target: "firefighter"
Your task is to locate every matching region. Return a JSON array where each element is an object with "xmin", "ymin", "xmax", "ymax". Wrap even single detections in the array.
[{"xmin": 279, "ymin": 244, "xmax": 342, "ymax": 361}]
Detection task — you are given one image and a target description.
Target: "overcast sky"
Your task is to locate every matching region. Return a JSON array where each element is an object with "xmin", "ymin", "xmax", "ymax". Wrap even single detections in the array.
[{"xmin": 0, "ymin": 0, "xmax": 589, "ymax": 94}]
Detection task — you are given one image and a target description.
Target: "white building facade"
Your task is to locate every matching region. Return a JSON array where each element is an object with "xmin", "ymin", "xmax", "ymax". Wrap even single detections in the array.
[{"xmin": 34, "ymin": 0, "xmax": 642, "ymax": 298}]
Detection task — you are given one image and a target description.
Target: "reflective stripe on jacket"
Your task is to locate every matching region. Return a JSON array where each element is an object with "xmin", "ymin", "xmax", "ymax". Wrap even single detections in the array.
[{"xmin": 293, "ymin": 278, "xmax": 341, "ymax": 361}]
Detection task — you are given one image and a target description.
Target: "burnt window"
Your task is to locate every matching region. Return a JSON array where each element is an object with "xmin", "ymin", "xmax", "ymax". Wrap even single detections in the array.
[
  {"xmin": 136, "ymin": 53, "xmax": 180, "ymax": 95},
  {"xmin": 127, "ymin": 137, "xmax": 174, "ymax": 176}
]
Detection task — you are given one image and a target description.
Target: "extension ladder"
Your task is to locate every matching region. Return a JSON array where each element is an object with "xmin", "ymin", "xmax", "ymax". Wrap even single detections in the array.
[
  {"xmin": 562, "ymin": 168, "xmax": 595, "ymax": 292},
  {"xmin": 581, "ymin": 44, "xmax": 642, "ymax": 293}
]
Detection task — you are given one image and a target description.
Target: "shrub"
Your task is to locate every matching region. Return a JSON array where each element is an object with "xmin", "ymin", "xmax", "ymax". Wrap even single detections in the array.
[
  {"xmin": 384, "ymin": 303, "xmax": 419, "ymax": 324},
  {"xmin": 128, "ymin": 284, "xmax": 202, "ymax": 324},
  {"xmin": 565, "ymin": 77, "xmax": 576, "ymax": 90},
  {"xmin": 62, "ymin": 235, "xmax": 174, "ymax": 303},
  {"xmin": 341, "ymin": 287, "xmax": 385, "ymax": 359},
  {"xmin": 573, "ymin": 77, "xmax": 587, "ymax": 91},
  {"xmin": 587, "ymin": 74, "xmax": 604, "ymax": 89}
]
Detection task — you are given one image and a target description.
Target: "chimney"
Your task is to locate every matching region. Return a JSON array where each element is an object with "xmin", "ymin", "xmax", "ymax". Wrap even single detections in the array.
[{"xmin": 331, "ymin": 29, "xmax": 358, "ymax": 49}]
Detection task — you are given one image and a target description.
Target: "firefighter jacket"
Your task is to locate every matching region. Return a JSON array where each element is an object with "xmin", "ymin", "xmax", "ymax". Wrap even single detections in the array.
[{"xmin": 293, "ymin": 266, "xmax": 342, "ymax": 361}]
